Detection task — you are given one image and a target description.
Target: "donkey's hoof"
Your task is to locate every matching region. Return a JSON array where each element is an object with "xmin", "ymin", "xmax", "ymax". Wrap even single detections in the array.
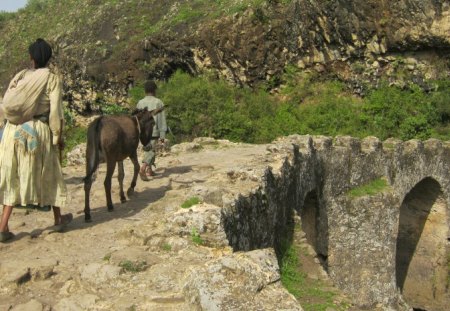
[
  {"xmin": 127, "ymin": 188, "xmax": 135, "ymax": 197},
  {"xmin": 85, "ymin": 216, "xmax": 92, "ymax": 223},
  {"xmin": 120, "ymin": 197, "xmax": 127, "ymax": 203},
  {"xmin": 107, "ymin": 206, "xmax": 114, "ymax": 212}
]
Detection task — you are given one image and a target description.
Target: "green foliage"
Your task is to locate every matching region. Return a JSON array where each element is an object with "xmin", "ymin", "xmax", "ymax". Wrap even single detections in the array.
[
  {"xmin": 361, "ymin": 82, "xmax": 443, "ymax": 140},
  {"xmin": 279, "ymin": 240, "xmax": 346, "ymax": 311},
  {"xmin": 63, "ymin": 105, "xmax": 76, "ymax": 128},
  {"xmin": 159, "ymin": 70, "xmax": 276, "ymax": 143},
  {"xmin": 347, "ymin": 178, "xmax": 389, "ymax": 198},
  {"xmin": 62, "ymin": 104, "xmax": 88, "ymax": 166},
  {"xmin": 191, "ymin": 227, "xmax": 204, "ymax": 245},
  {"xmin": 64, "ymin": 126, "xmax": 86, "ymax": 152},
  {"xmin": 25, "ymin": 0, "xmax": 50, "ymax": 12},
  {"xmin": 0, "ymin": 11, "xmax": 16, "ymax": 25},
  {"xmin": 161, "ymin": 243, "xmax": 172, "ymax": 251},
  {"xmin": 181, "ymin": 196, "xmax": 201, "ymax": 209},
  {"xmin": 171, "ymin": 3, "xmax": 204, "ymax": 25},
  {"xmin": 128, "ymin": 84, "xmax": 145, "ymax": 108},
  {"xmin": 154, "ymin": 69, "xmax": 449, "ymax": 144},
  {"xmin": 103, "ymin": 253, "xmax": 112, "ymax": 261},
  {"xmin": 100, "ymin": 103, "xmax": 129, "ymax": 115},
  {"xmin": 119, "ymin": 260, "xmax": 148, "ymax": 273}
]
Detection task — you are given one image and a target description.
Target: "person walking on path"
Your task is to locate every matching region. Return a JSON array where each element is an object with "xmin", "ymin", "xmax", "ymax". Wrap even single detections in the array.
[
  {"xmin": 136, "ymin": 80, "xmax": 167, "ymax": 181},
  {"xmin": 0, "ymin": 38, "xmax": 72, "ymax": 243}
]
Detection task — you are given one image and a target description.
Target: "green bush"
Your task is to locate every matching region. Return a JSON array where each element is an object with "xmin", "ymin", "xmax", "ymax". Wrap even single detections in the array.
[
  {"xmin": 100, "ymin": 103, "xmax": 129, "ymax": 115},
  {"xmin": 132, "ymin": 69, "xmax": 449, "ymax": 144},
  {"xmin": 158, "ymin": 70, "xmax": 277, "ymax": 143},
  {"xmin": 361, "ymin": 83, "xmax": 444, "ymax": 140},
  {"xmin": 128, "ymin": 83, "xmax": 145, "ymax": 107}
]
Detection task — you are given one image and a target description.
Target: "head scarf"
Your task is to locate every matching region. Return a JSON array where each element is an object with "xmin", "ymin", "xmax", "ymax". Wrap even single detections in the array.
[{"xmin": 28, "ymin": 38, "xmax": 52, "ymax": 68}]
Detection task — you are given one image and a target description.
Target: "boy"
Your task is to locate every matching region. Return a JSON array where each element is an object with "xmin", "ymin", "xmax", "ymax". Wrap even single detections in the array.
[{"xmin": 136, "ymin": 80, "xmax": 167, "ymax": 180}]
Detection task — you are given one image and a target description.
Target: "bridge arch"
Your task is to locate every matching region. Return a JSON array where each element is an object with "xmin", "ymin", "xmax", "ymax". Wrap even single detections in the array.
[
  {"xmin": 300, "ymin": 190, "xmax": 328, "ymax": 269},
  {"xmin": 395, "ymin": 177, "xmax": 449, "ymax": 310}
]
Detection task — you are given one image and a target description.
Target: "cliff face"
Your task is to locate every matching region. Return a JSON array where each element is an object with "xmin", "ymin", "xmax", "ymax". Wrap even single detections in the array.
[
  {"xmin": 0, "ymin": 0, "xmax": 448, "ymax": 110},
  {"xmin": 194, "ymin": 0, "xmax": 450, "ymax": 88}
]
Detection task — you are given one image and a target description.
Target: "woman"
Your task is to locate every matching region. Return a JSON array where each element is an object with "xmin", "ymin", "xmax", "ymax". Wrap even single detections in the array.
[{"xmin": 0, "ymin": 38, "xmax": 72, "ymax": 242}]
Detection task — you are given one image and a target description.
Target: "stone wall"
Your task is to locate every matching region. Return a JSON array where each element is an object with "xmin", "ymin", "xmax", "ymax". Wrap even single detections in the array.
[{"xmin": 222, "ymin": 135, "xmax": 450, "ymax": 310}]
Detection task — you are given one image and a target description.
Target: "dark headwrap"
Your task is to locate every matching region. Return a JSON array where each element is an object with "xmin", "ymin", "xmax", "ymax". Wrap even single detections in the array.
[{"xmin": 28, "ymin": 38, "xmax": 52, "ymax": 69}]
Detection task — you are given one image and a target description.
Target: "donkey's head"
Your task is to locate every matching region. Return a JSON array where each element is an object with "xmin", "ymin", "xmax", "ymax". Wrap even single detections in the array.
[{"xmin": 132, "ymin": 107, "xmax": 165, "ymax": 146}]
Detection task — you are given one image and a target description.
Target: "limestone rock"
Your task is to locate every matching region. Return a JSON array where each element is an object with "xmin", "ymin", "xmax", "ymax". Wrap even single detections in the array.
[
  {"xmin": 11, "ymin": 300, "xmax": 44, "ymax": 311},
  {"xmin": 188, "ymin": 185, "xmax": 224, "ymax": 207},
  {"xmin": 79, "ymin": 263, "xmax": 122, "ymax": 284},
  {"xmin": 0, "ymin": 258, "xmax": 58, "ymax": 287},
  {"xmin": 167, "ymin": 203, "xmax": 228, "ymax": 247},
  {"xmin": 66, "ymin": 143, "xmax": 86, "ymax": 166},
  {"xmin": 184, "ymin": 248, "xmax": 302, "ymax": 311},
  {"xmin": 53, "ymin": 294, "xmax": 99, "ymax": 311}
]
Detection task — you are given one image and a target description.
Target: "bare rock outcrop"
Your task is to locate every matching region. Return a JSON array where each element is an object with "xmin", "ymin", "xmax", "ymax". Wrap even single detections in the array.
[{"xmin": 184, "ymin": 248, "xmax": 302, "ymax": 311}]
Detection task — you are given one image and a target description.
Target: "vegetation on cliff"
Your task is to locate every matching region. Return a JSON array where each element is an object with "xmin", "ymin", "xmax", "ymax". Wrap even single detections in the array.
[
  {"xmin": 1, "ymin": 0, "xmax": 449, "ymax": 148},
  {"xmin": 128, "ymin": 70, "xmax": 450, "ymax": 143}
]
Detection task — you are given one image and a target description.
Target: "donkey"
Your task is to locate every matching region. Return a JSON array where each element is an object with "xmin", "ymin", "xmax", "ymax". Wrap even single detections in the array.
[{"xmin": 83, "ymin": 107, "xmax": 164, "ymax": 222}]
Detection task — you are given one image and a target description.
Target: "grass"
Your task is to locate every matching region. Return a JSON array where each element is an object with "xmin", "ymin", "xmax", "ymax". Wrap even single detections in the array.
[
  {"xmin": 161, "ymin": 243, "xmax": 172, "ymax": 251},
  {"xmin": 347, "ymin": 178, "xmax": 389, "ymax": 197},
  {"xmin": 181, "ymin": 196, "xmax": 201, "ymax": 209},
  {"xmin": 191, "ymin": 227, "xmax": 204, "ymax": 245},
  {"xmin": 279, "ymin": 241, "xmax": 347, "ymax": 311},
  {"xmin": 103, "ymin": 253, "xmax": 112, "ymax": 261},
  {"xmin": 119, "ymin": 260, "xmax": 148, "ymax": 273}
]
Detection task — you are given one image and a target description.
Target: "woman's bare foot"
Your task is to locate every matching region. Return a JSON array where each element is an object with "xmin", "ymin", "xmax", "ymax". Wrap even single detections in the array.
[{"xmin": 53, "ymin": 213, "xmax": 73, "ymax": 232}]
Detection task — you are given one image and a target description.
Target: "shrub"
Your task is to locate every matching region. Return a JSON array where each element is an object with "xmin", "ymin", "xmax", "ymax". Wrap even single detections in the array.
[
  {"xmin": 133, "ymin": 69, "xmax": 449, "ymax": 144},
  {"xmin": 128, "ymin": 83, "xmax": 145, "ymax": 107},
  {"xmin": 362, "ymin": 82, "xmax": 444, "ymax": 140},
  {"xmin": 191, "ymin": 227, "xmax": 204, "ymax": 245}
]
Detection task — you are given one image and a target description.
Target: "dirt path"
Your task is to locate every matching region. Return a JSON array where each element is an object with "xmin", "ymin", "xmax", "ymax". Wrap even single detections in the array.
[
  {"xmin": 0, "ymin": 139, "xmax": 354, "ymax": 311},
  {"xmin": 0, "ymin": 141, "xmax": 270, "ymax": 310}
]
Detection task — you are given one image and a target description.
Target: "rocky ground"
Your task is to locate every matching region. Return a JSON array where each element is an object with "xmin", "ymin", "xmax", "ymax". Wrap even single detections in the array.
[
  {"xmin": 0, "ymin": 138, "xmax": 311, "ymax": 311},
  {"xmin": 0, "ymin": 137, "xmax": 358, "ymax": 311}
]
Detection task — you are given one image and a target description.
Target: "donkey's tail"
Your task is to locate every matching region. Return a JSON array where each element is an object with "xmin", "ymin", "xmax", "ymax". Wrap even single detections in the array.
[{"xmin": 83, "ymin": 117, "xmax": 103, "ymax": 182}]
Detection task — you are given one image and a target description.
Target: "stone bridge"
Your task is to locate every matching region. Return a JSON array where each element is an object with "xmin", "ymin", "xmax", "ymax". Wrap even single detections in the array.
[{"xmin": 222, "ymin": 135, "xmax": 449, "ymax": 311}]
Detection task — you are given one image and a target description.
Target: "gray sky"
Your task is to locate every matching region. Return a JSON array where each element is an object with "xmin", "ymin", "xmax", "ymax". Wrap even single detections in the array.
[{"xmin": 0, "ymin": 0, "xmax": 28, "ymax": 12}]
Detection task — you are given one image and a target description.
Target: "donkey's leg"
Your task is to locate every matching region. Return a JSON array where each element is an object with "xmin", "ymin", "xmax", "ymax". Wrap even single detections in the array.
[
  {"xmin": 104, "ymin": 160, "xmax": 116, "ymax": 211},
  {"xmin": 118, "ymin": 161, "xmax": 126, "ymax": 203},
  {"xmin": 84, "ymin": 176, "xmax": 93, "ymax": 222},
  {"xmin": 127, "ymin": 153, "xmax": 140, "ymax": 197}
]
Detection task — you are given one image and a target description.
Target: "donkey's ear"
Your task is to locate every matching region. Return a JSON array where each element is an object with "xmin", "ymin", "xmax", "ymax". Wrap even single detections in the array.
[{"xmin": 150, "ymin": 106, "xmax": 164, "ymax": 116}]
